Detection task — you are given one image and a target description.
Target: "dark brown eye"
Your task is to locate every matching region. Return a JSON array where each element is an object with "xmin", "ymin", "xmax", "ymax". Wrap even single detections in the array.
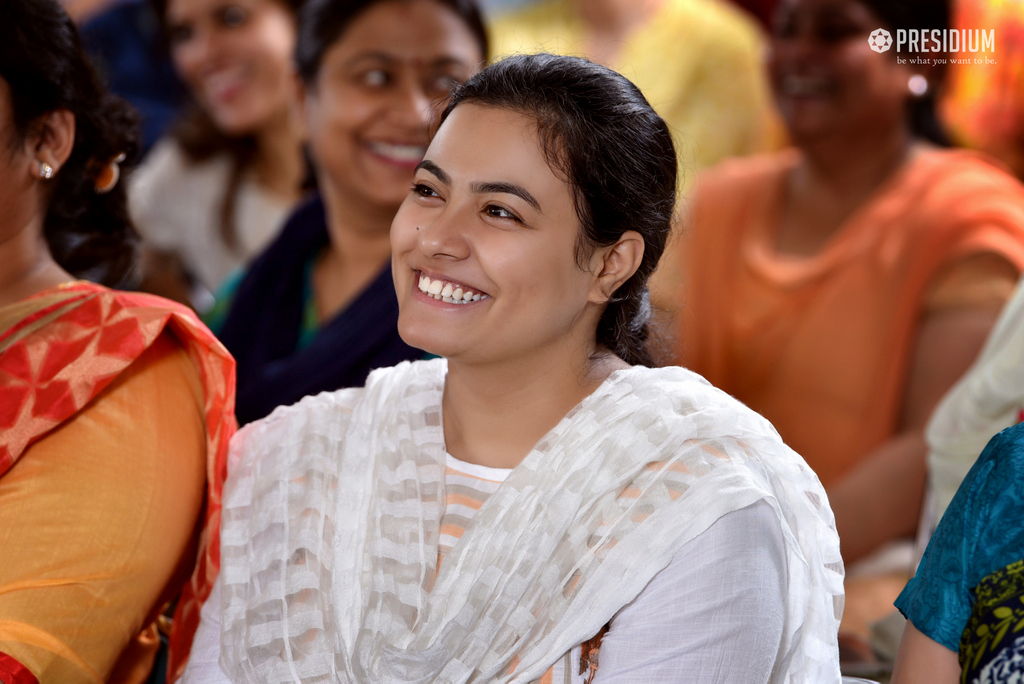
[
  {"xmin": 167, "ymin": 23, "xmax": 194, "ymax": 46},
  {"xmin": 220, "ymin": 5, "xmax": 247, "ymax": 27}
]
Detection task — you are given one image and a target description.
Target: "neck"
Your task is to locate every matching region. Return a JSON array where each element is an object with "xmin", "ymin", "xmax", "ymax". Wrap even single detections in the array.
[
  {"xmin": 309, "ymin": 176, "xmax": 396, "ymax": 322},
  {"xmin": 574, "ymin": 0, "xmax": 665, "ymax": 37},
  {"xmin": 253, "ymin": 110, "xmax": 304, "ymax": 202},
  {"xmin": 442, "ymin": 336, "xmax": 627, "ymax": 470},
  {"xmin": 0, "ymin": 215, "xmax": 74, "ymax": 308},
  {"xmin": 796, "ymin": 123, "xmax": 914, "ymax": 198}
]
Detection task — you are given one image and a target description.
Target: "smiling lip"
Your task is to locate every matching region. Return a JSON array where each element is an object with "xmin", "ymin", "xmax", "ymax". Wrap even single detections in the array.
[
  {"xmin": 778, "ymin": 74, "xmax": 836, "ymax": 98},
  {"xmin": 414, "ymin": 270, "xmax": 490, "ymax": 304},
  {"xmin": 202, "ymin": 66, "xmax": 247, "ymax": 105}
]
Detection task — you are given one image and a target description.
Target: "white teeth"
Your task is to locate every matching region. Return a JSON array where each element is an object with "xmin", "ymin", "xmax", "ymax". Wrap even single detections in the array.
[
  {"xmin": 781, "ymin": 75, "xmax": 832, "ymax": 96},
  {"xmin": 416, "ymin": 273, "xmax": 489, "ymax": 305},
  {"xmin": 368, "ymin": 141, "xmax": 427, "ymax": 162}
]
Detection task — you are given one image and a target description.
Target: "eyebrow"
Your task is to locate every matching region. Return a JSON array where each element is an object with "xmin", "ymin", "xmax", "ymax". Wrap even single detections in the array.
[{"xmin": 415, "ymin": 160, "xmax": 542, "ymax": 213}]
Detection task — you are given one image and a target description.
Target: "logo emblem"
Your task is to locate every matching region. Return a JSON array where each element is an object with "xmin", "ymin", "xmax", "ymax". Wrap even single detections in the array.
[{"xmin": 868, "ymin": 28, "xmax": 893, "ymax": 52}]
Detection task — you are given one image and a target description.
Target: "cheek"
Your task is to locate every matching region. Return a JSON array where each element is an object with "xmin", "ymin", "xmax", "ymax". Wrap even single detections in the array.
[
  {"xmin": 171, "ymin": 44, "xmax": 203, "ymax": 86},
  {"xmin": 250, "ymin": 20, "xmax": 296, "ymax": 82},
  {"xmin": 390, "ymin": 200, "xmax": 422, "ymax": 253}
]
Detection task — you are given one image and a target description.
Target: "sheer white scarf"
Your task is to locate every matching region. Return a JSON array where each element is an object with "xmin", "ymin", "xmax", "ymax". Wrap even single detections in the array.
[{"xmin": 218, "ymin": 359, "xmax": 843, "ymax": 683}]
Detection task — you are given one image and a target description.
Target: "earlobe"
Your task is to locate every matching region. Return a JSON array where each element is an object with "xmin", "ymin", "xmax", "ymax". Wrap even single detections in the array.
[
  {"xmin": 30, "ymin": 108, "xmax": 76, "ymax": 178},
  {"xmin": 590, "ymin": 231, "xmax": 645, "ymax": 303}
]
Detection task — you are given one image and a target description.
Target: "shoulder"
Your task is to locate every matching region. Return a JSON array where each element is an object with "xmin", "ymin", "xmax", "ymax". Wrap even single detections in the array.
[
  {"xmin": 966, "ymin": 423, "xmax": 1024, "ymax": 514},
  {"xmin": 907, "ymin": 149, "xmax": 1024, "ymax": 223},
  {"xmin": 612, "ymin": 365, "xmax": 815, "ymax": 480},
  {"xmin": 229, "ymin": 359, "xmax": 444, "ymax": 470},
  {"xmin": 487, "ymin": 0, "xmax": 576, "ymax": 58},
  {"xmin": 129, "ymin": 138, "xmax": 231, "ymax": 230},
  {"xmin": 131, "ymin": 138, "xmax": 227, "ymax": 194},
  {"xmin": 662, "ymin": 0, "xmax": 765, "ymax": 54}
]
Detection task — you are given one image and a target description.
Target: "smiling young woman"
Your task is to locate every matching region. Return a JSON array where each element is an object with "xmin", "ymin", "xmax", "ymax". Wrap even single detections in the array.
[
  {"xmin": 211, "ymin": 0, "xmax": 487, "ymax": 425},
  {"xmin": 181, "ymin": 54, "xmax": 843, "ymax": 683}
]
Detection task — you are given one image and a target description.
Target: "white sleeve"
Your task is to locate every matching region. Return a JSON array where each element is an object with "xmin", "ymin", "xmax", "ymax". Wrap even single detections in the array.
[
  {"xmin": 593, "ymin": 499, "xmax": 787, "ymax": 683},
  {"xmin": 181, "ymin": 573, "xmax": 232, "ymax": 684}
]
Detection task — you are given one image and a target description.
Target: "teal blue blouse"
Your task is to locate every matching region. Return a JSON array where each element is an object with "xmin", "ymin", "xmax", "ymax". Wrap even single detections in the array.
[{"xmin": 896, "ymin": 423, "xmax": 1024, "ymax": 676}]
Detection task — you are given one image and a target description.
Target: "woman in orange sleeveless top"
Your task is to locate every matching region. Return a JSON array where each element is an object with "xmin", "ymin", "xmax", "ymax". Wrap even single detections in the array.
[
  {"xmin": 0, "ymin": 2, "xmax": 234, "ymax": 682},
  {"xmin": 658, "ymin": 0, "xmax": 1024, "ymax": 593}
]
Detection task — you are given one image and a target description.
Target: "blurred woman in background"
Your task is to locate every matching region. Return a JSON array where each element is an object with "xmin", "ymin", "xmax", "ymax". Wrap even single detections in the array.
[
  {"xmin": 213, "ymin": 0, "xmax": 487, "ymax": 425},
  {"xmin": 131, "ymin": 0, "xmax": 307, "ymax": 309},
  {"xmin": 655, "ymin": 0, "xmax": 1024, "ymax": 635},
  {"xmin": 0, "ymin": 1, "xmax": 235, "ymax": 682}
]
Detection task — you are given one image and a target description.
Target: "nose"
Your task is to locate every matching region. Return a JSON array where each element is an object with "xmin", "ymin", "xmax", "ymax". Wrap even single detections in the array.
[
  {"xmin": 417, "ymin": 203, "xmax": 471, "ymax": 262},
  {"xmin": 390, "ymin": 75, "xmax": 436, "ymax": 132}
]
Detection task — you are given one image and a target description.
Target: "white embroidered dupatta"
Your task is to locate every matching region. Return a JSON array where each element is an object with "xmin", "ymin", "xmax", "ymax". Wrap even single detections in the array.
[{"xmin": 218, "ymin": 359, "xmax": 843, "ymax": 683}]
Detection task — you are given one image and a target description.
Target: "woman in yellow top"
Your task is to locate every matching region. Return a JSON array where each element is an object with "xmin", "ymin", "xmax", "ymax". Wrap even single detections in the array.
[
  {"xmin": 488, "ymin": 0, "xmax": 780, "ymax": 180},
  {"xmin": 0, "ymin": 2, "xmax": 235, "ymax": 682}
]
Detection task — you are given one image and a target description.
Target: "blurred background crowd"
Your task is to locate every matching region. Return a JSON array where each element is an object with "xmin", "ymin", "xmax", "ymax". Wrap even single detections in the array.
[{"xmin": 3, "ymin": 0, "xmax": 1024, "ymax": 681}]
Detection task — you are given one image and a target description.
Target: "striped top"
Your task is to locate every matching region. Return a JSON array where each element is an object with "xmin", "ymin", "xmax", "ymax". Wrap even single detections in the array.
[{"xmin": 441, "ymin": 454, "xmax": 587, "ymax": 684}]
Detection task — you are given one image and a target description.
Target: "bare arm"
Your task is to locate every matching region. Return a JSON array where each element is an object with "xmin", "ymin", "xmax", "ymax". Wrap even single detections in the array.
[
  {"xmin": 829, "ymin": 302, "xmax": 1006, "ymax": 563},
  {"xmin": 891, "ymin": 621, "xmax": 961, "ymax": 684}
]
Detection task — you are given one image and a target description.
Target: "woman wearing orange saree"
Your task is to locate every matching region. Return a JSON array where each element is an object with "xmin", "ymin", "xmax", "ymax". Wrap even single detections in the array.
[{"xmin": 0, "ymin": 2, "xmax": 234, "ymax": 682}]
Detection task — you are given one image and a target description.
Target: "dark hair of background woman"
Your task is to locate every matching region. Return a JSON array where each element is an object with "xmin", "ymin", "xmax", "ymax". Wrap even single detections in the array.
[
  {"xmin": 151, "ymin": 0, "xmax": 305, "ymax": 255},
  {"xmin": 0, "ymin": 0, "xmax": 140, "ymax": 287},
  {"xmin": 294, "ymin": 0, "xmax": 489, "ymax": 86},
  {"xmin": 860, "ymin": 0, "xmax": 951, "ymax": 146},
  {"xmin": 440, "ymin": 53, "xmax": 678, "ymax": 368}
]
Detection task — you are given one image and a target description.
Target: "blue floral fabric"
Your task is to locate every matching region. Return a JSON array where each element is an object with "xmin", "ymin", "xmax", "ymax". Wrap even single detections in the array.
[{"xmin": 896, "ymin": 423, "xmax": 1024, "ymax": 658}]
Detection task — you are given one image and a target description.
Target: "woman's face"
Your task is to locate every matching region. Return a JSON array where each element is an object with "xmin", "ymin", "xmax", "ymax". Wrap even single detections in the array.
[
  {"xmin": 391, "ymin": 103, "xmax": 604, "ymax": 366},
  {"xmin": 769, "ymin": 0, "xmax": 912, "ymax": 142},
  {"xmin": 166, "ymin": 0, "xmax": 296, "ymax": 136},
  {"xmin": 300, "ymin": 0, "xmax": 483, "ymax": 211}
]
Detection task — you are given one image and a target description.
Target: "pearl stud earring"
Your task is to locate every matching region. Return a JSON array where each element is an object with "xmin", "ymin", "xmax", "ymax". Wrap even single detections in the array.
[{"xmin": 908, "ymin": 75, "xmax": 929, "ymax": 97}]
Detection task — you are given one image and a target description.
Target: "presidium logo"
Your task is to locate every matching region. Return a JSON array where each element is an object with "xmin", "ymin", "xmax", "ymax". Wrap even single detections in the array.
[
  {"xmin": 868, "ymin": 29, "xmax": 892, "ymax": 53},
  {"xmin": 867, "ymin": 27, "xmax": 997, "ymax": 62}
]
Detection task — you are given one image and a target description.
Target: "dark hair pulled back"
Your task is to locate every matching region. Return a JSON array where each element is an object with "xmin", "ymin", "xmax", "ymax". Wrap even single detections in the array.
[
  {"xmin": 860, "ymin": 0, "xmax": 952, "ymax": 146},
  {"xmin": 295, "ymin": 0, "xmax": 488, "ymax": 86},
  {"xmin": 441, "ymin": 53, "xmax": 678, "ymax": 367},
  {"xmin": 0, "ymin": 0, "xmax": 141, "ymax": 286}
]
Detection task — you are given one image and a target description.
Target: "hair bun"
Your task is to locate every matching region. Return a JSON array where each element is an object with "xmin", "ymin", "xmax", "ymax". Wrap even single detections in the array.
[{"xmin": 93, "ymin": 152, "xmax": 126, "ymax": 194}]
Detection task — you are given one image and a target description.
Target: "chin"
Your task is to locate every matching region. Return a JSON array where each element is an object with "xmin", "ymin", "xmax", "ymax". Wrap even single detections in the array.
[{"xmin": 397, "ymin": 317, "xmax": 463, "ymax": 360}]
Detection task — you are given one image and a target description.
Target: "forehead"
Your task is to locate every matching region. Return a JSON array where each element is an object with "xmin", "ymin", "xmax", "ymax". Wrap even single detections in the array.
[
  {"xmin": 166, "ymin": 0, "xmax": 245, "ymax": 21},
  {"xmin": 430, "ymin": 105, "xmax": 556, "ymax": 180},
  {"xmin": 330, "ymin": 0, "xmax": 482, "ymax": 64}
]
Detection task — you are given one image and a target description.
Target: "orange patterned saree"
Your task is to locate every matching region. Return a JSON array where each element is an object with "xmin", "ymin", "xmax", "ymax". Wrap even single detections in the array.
[{"xmin": 0, "ymin": 282, "xmax": 235, "ymax": 683}]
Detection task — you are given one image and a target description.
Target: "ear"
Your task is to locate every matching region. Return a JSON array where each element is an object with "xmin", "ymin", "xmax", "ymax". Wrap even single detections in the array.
[
  {"xmin": 27, "ymin": 108, "xmax": 75, "ymax": 178},
  {"xmin": 587, "ymin": 230, "xmax": 645, "ymax": 304}
]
